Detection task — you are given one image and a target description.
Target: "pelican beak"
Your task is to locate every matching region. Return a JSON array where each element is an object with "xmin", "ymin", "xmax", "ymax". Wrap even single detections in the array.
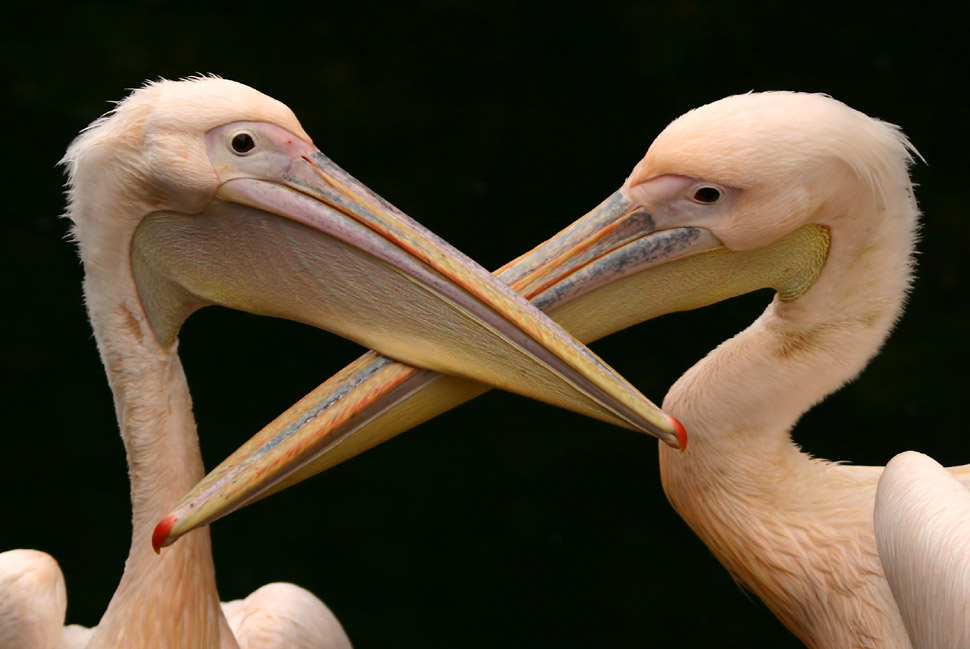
[
  {"xmin": 155, "ymin": 187, "xmax": 831, "ymax": 550},
  {"xmin": 137, "ymin": 135, "xmax": 688, "ymax": 550},
  {"xmin": 135, "ymin": 131, "xmax": 679, "ymax": 439}
]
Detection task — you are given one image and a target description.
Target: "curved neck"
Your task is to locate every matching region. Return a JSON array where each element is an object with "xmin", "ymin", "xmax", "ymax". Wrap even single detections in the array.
[
  {"xmin": 663, "ymin": 179, "xmax": 917, "ymax": 453},
  {"xmin": 657, "ymin": 175, "xmax": 918, "ymax": 648},
  {"xmin": 82, "ymin": 283, "xmax": 235, "ymax": 649}
]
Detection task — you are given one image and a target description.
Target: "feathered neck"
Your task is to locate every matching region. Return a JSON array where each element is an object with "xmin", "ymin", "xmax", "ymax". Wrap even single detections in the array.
[
  {"xmin": 77, "ymin": 241, "xmax": 235, "ymax": 649},
  {"xmin": 661, "ymin": 151, "xmax": 918, "ymax": 453},
  {"xmin": 655, "ymin": 144, "xmax": 919, "ymax": 649}
]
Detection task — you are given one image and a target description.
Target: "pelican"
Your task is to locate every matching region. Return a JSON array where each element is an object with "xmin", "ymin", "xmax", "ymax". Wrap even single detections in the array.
[
  {"xmin": 875, "ymin": 451, "xmax": 970, "ymax": 648},
  {"xmin": 0, "ymin": 76, "xmax": 682, "ymax": 649},
  {"xmin": 159, "ymin": 91, "xmax": 961, "ymax": 647}
]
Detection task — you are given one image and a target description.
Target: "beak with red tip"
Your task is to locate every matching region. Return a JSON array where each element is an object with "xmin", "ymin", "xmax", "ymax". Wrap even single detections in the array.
[
  {"xmin": 135, "ymin": 122, "xmax": 673, "ymax": 442},
  {"xmin": 134, "ymin": 124, "xmax": 695, "ymax": 550},
  {"xmin": 154, "ymin": 183, "xmax": 831, "ymax": 550}
]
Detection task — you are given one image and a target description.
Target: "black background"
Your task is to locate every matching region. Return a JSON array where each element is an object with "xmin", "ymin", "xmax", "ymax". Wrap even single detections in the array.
[{"xmin": 3, "ymin": 2, "xmax": 969, "ymax": 646}]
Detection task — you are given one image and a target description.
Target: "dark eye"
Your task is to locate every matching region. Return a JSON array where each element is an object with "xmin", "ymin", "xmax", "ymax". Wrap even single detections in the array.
[
  {"xmin": 231, "ymin": 132, "xmax": 256, "ymax": 154},
  {"xmin": 692, "ymin": 186, "xmax": 722, "ymax": 204}
]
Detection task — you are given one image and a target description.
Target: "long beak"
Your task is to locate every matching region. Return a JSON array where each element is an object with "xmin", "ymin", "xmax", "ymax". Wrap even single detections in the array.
[
  {"xmin": 155, "ymin": 189, "xmax": 830, "ymax": 549},
  {"xmin": 134, "ymin": 150, "xmax": 676, "ymax": 441}
]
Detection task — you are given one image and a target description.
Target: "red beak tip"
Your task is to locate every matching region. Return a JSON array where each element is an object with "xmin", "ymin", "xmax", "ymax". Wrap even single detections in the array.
[
  {"xmin": 671, "ymin": 416, "xmax": 688, "ymax": 451},
  {"xmin": 152, "ymin": 515, "xmax": 176, "ymax": 554}
]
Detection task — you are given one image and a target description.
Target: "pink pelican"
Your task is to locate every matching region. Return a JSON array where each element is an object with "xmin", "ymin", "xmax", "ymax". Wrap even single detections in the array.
[
  {"xmin": 161, "ymin": 91, "xmax": 964, "ymax": 648},
  {"xmin": 0, "ymin": 76, "xmax": 682, "ymax": 649}
]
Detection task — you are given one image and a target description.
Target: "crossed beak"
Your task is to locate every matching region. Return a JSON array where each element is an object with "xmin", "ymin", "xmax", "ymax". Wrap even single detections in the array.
[{"xmin": 151, "ymin": 169, "xmax": 830, "ymax": 550}]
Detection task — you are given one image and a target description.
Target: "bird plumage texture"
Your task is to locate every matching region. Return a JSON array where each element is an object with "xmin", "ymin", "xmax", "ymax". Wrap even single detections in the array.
[
  {"xmin": 0, "ymin": 551, "xmax": 66, "ymax": 649},
  {"xmin": 875, "ymin": 451, "xmax": 970, "ymax": 648}
]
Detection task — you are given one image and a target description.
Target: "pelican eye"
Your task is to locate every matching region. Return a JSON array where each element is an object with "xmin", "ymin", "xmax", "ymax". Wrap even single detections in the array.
[
  {"xmin": 230, "ymin": 132, "xmax": 256, "ymax": 154},
  {"xmin": 691, "ymin": 186, "xmax": 722, "ymax": 204}
]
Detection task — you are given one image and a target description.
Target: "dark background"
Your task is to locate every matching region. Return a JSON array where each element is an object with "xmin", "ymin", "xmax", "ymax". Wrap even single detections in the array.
[{"xmin": 3, "ymin": 2, "xmax": 968, "ymax": 646}]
